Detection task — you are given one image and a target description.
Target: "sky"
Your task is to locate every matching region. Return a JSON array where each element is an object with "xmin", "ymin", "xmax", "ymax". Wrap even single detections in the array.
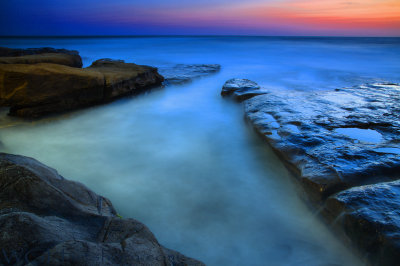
[{"xmin": 1, "ymin": 0, "xmax": 399, "ymax": 36}]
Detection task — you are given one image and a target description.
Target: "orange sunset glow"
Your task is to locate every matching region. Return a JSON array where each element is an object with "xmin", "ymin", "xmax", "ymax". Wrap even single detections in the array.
[{"xmin": 1, "ymin": 0, "xmax": 400, "ymax": 37}]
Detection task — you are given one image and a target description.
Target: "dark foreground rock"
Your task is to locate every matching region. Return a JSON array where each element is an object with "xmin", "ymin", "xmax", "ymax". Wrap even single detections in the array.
[
  {"xmin": 325, "ymin": 180, "xmax": 400, "ymax": 266},
  {"xmin": 0, "ymin": 47, "xmax": 82, "ymax": 68},
  {"xmin": 0, "ymin": 59, "xmax": 164, "ymax": 118},
  {"xmin": 0, "ymin": 153, "xmax": 204, "ymax": 266},
  {"xmin": 160, "ymin": 64, "xmax": 220, "ymax": 85},
  {"xmin": 222, "ymin": 79, "xmax": 400, "ymax": 265}
]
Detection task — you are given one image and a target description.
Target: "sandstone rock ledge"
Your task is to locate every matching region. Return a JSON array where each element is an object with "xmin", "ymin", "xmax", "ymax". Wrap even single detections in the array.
[
  {"xmin": 0, "ymin": 47, "xmax": 83, "ymax": 68},
  {"xmin": 0, "ymin": 153, "xmax": 204, "ymax": 266},
  {"xmin": 0, "ymin": 47, "xmax": 222, "ymax": 118},
  {"xmin": 221, "ymin": 79, "xmax": 400, "ymax": 265},
  {"xmin": 0, "ymin": 58, "xmax": 164, "ymax": 118}
]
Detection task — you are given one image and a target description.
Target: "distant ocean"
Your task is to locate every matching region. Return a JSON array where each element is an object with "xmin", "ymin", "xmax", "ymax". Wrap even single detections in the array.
[
  {"xmin": 1, "ymin": 36, "xmax": 399, "ymax": 266},
  {"xmin": 2, "ymin": 36, "xmax": 400, "ymax": 90}
]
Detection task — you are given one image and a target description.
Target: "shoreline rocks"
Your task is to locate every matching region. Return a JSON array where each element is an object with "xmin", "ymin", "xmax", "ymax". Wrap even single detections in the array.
[
  {"xmin": 325, "ymin": 180, "xmax": 400, "ymax": 266},
  {"xmin": 0, "ymin": 47, "xmax": 83, "ymax": 68},
  {"xmin": 0, "ymin": 56, "xmax": 164, "ymax": 118},
  {"xmin": 221, "ymin": 78, "xmax": 267, "ymax": 101},
  {"xmin": 161, "ymin": 64, "xmax": 220, "ymax": 85},
  {"xmin": 221, "ymin": 78, "xmax": 400, "ymax": 265},
  {"xmin": 0, "ymin": 152, "xmax": 204, "ymax": 265},
  {"xmin": 87, "ymin": 59, "xmax": 164, "ymax": 100},
  {"xmin": 0, "ymin": 47, "xmax": 221, "ymax": 118}
]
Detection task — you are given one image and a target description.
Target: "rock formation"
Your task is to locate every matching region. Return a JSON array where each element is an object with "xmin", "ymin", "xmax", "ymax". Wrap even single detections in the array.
[
  {"xmin": 0, "ymin": 47, "xmax": 222, "ymax": 118},
  {"xmin": 0, "ymin": 58, "xmax": 164, "ymax": 118},
  {"xmin": 221, "ymin": 78, "xmax": 267, "ymax": 101},
  {"xmin": 87, "ymin": 59, "xmax": 164, "ymax": 100},
  {"xmin": 0, "ymin": 47, "xmax": 83, "ymax": 68},
  {"xmin": 326, "ymin": 180, "xmax": 400, "ymax": 266},
  {"xmin": 221, "ymin": 79, "xmax": 400, "ymax": 265},
  {"xmin": 0, "ymin": 152, "xmax": 204, "ymax": 266},
  {"xmin": 160, "ymin": 64, "xmax": 220, "ymax": 85}
]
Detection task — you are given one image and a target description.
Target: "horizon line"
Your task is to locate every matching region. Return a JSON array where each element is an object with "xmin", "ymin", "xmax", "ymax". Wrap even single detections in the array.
[{"xmin": 1, "ymin": 34, "xmax": 400, "ymax": 39}]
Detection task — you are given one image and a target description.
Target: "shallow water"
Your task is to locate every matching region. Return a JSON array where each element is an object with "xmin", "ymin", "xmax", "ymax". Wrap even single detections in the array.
[
  {"xmin": 335, "ymin": 128, "xmax": 383, "ymax": 143},
  {"xmin": 1, "ymin": 36, "xmax": 400, "ymax": 265},
  {"xmin": 374, "ymin": 147, "xmax": 400, "ymax": 155}
]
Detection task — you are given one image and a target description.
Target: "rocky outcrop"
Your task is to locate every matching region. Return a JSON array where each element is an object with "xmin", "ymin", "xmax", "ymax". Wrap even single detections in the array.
[
  {"xmin": 0, "ymin": 63, "xmax": 105, "ymax": 117},
  {"xmin": 221, "ymin": 78, "xmax": 267, "ymax": 101},
  {"xmin": 0, "ymin": 152, "xmax": 204, "ymax": 266},
  {"xmin": 87, "ymin": 59, "xmax": 164, "ymax": 99},
  {"xmin": 160, "ymin": 64, "xmax": 220, "ymax": 85},
  {"xmin": 222, "ymin": 79, "xmax": 400, "ymax": 265},
  {"xmin": 0, "ymin": 47, "xmax": 223, "ymax": 118},
  {"xmin": 0, "ymin": 53, "xmax": 83, "ymax": 68},
  {"xmin": 242, "ymin": 83, "xmax": 400, "ymax": 201},
  {"xmin": 0, "ymin": 59, "xmax": 164, "ymax": 118},
  {"xmin": 0, "ymin": 47, "xmax": 82, "ymax": 68},
  {"xmin": 325, "ymin": 180, "xmax": 400, "ymax": 266}
]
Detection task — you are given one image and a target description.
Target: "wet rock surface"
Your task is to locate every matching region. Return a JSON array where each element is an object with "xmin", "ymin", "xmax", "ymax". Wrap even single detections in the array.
[
  {"xmin": 243, "ymin": 83, "xmax": 400, "ymax": 200},
  {"xmin": 221, "ymin": 78, "xmax": 267, "ymax": 101},
  {"xmin": 325, "ymin": 180, "xmax": 400, "ymax": 266},
  {"xmin": 0, "ymin": 47, "xmax": 82, "ymax": 68},
  {"xmin": 0, "ymin": 59, "xmax": 163, "ymax": 118},
  {"xmin": 160, "ymin": 64, "xmax": 220, "ymax": 85},
  {"xmin": 0, "ymin": 153, "xmax": 204, "ymax": 266},
  {"xmin": 222, "ymin": 79, "xmax": 400, "ymax": 265}
]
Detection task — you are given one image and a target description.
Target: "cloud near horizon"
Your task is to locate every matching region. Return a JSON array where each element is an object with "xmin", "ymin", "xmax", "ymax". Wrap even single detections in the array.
[{"xmin": 1, "ymin": 0, "xmax": 399, "ymax": 36}]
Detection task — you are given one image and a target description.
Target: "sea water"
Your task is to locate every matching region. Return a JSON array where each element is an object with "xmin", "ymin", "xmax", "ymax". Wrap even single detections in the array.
[{"xmin": 1, "ymin": 36, "xmax": 400, "ymax": 265}]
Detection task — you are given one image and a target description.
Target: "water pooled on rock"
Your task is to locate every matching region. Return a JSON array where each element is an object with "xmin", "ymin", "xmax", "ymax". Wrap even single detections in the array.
[{"xmin": 334, "ymin": 128, "xmax": 383, "ymax": 143}]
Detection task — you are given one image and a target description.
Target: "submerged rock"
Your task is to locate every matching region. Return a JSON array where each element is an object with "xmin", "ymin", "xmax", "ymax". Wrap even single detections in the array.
[
  {"xmin": 222, "ymin": 80, "xmax": 400, "ymax": 265},
  {"xmin": 0, "ymin": 47, "xmax": 82, "ymax": 68},
  {"xmin": 221, "ymin": 78, "xmax": 267, "ymax": 101},
  {"xmin": 0, "ymin": 59, "xmax": 163, "ymax": 118},
  {"xmin": 160, "ymin": 64, "xmax": 221, "ymax": 85},
  {"xmin": 0, "ymin": 153, "xmax": 204, "ymax": 266}
]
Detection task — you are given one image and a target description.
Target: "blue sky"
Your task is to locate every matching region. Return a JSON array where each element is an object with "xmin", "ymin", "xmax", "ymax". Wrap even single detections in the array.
[{"xmin": 1, "ymin": 0, "xmax": 399, "ymax": 36}]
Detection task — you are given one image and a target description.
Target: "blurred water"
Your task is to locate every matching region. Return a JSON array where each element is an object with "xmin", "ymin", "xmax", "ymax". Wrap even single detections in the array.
[{"xmin": 1, "ymin": 36, "xmax": 399, "ymax": 265}]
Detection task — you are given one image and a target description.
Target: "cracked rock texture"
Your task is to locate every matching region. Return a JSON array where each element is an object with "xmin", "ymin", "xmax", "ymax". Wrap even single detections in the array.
[
  {"xmin": 222, "ymin": 79, "xmax": 400, "ymax": 265},
  {"xmin": 0, "ymin": 153, "xmax": 204, "ymax": 266}
]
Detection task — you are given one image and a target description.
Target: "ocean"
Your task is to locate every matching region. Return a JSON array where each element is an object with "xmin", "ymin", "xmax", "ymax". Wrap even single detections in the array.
[{"xmin": 1, "ymin": 36, "xmax": 400, "ymax": 265}]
